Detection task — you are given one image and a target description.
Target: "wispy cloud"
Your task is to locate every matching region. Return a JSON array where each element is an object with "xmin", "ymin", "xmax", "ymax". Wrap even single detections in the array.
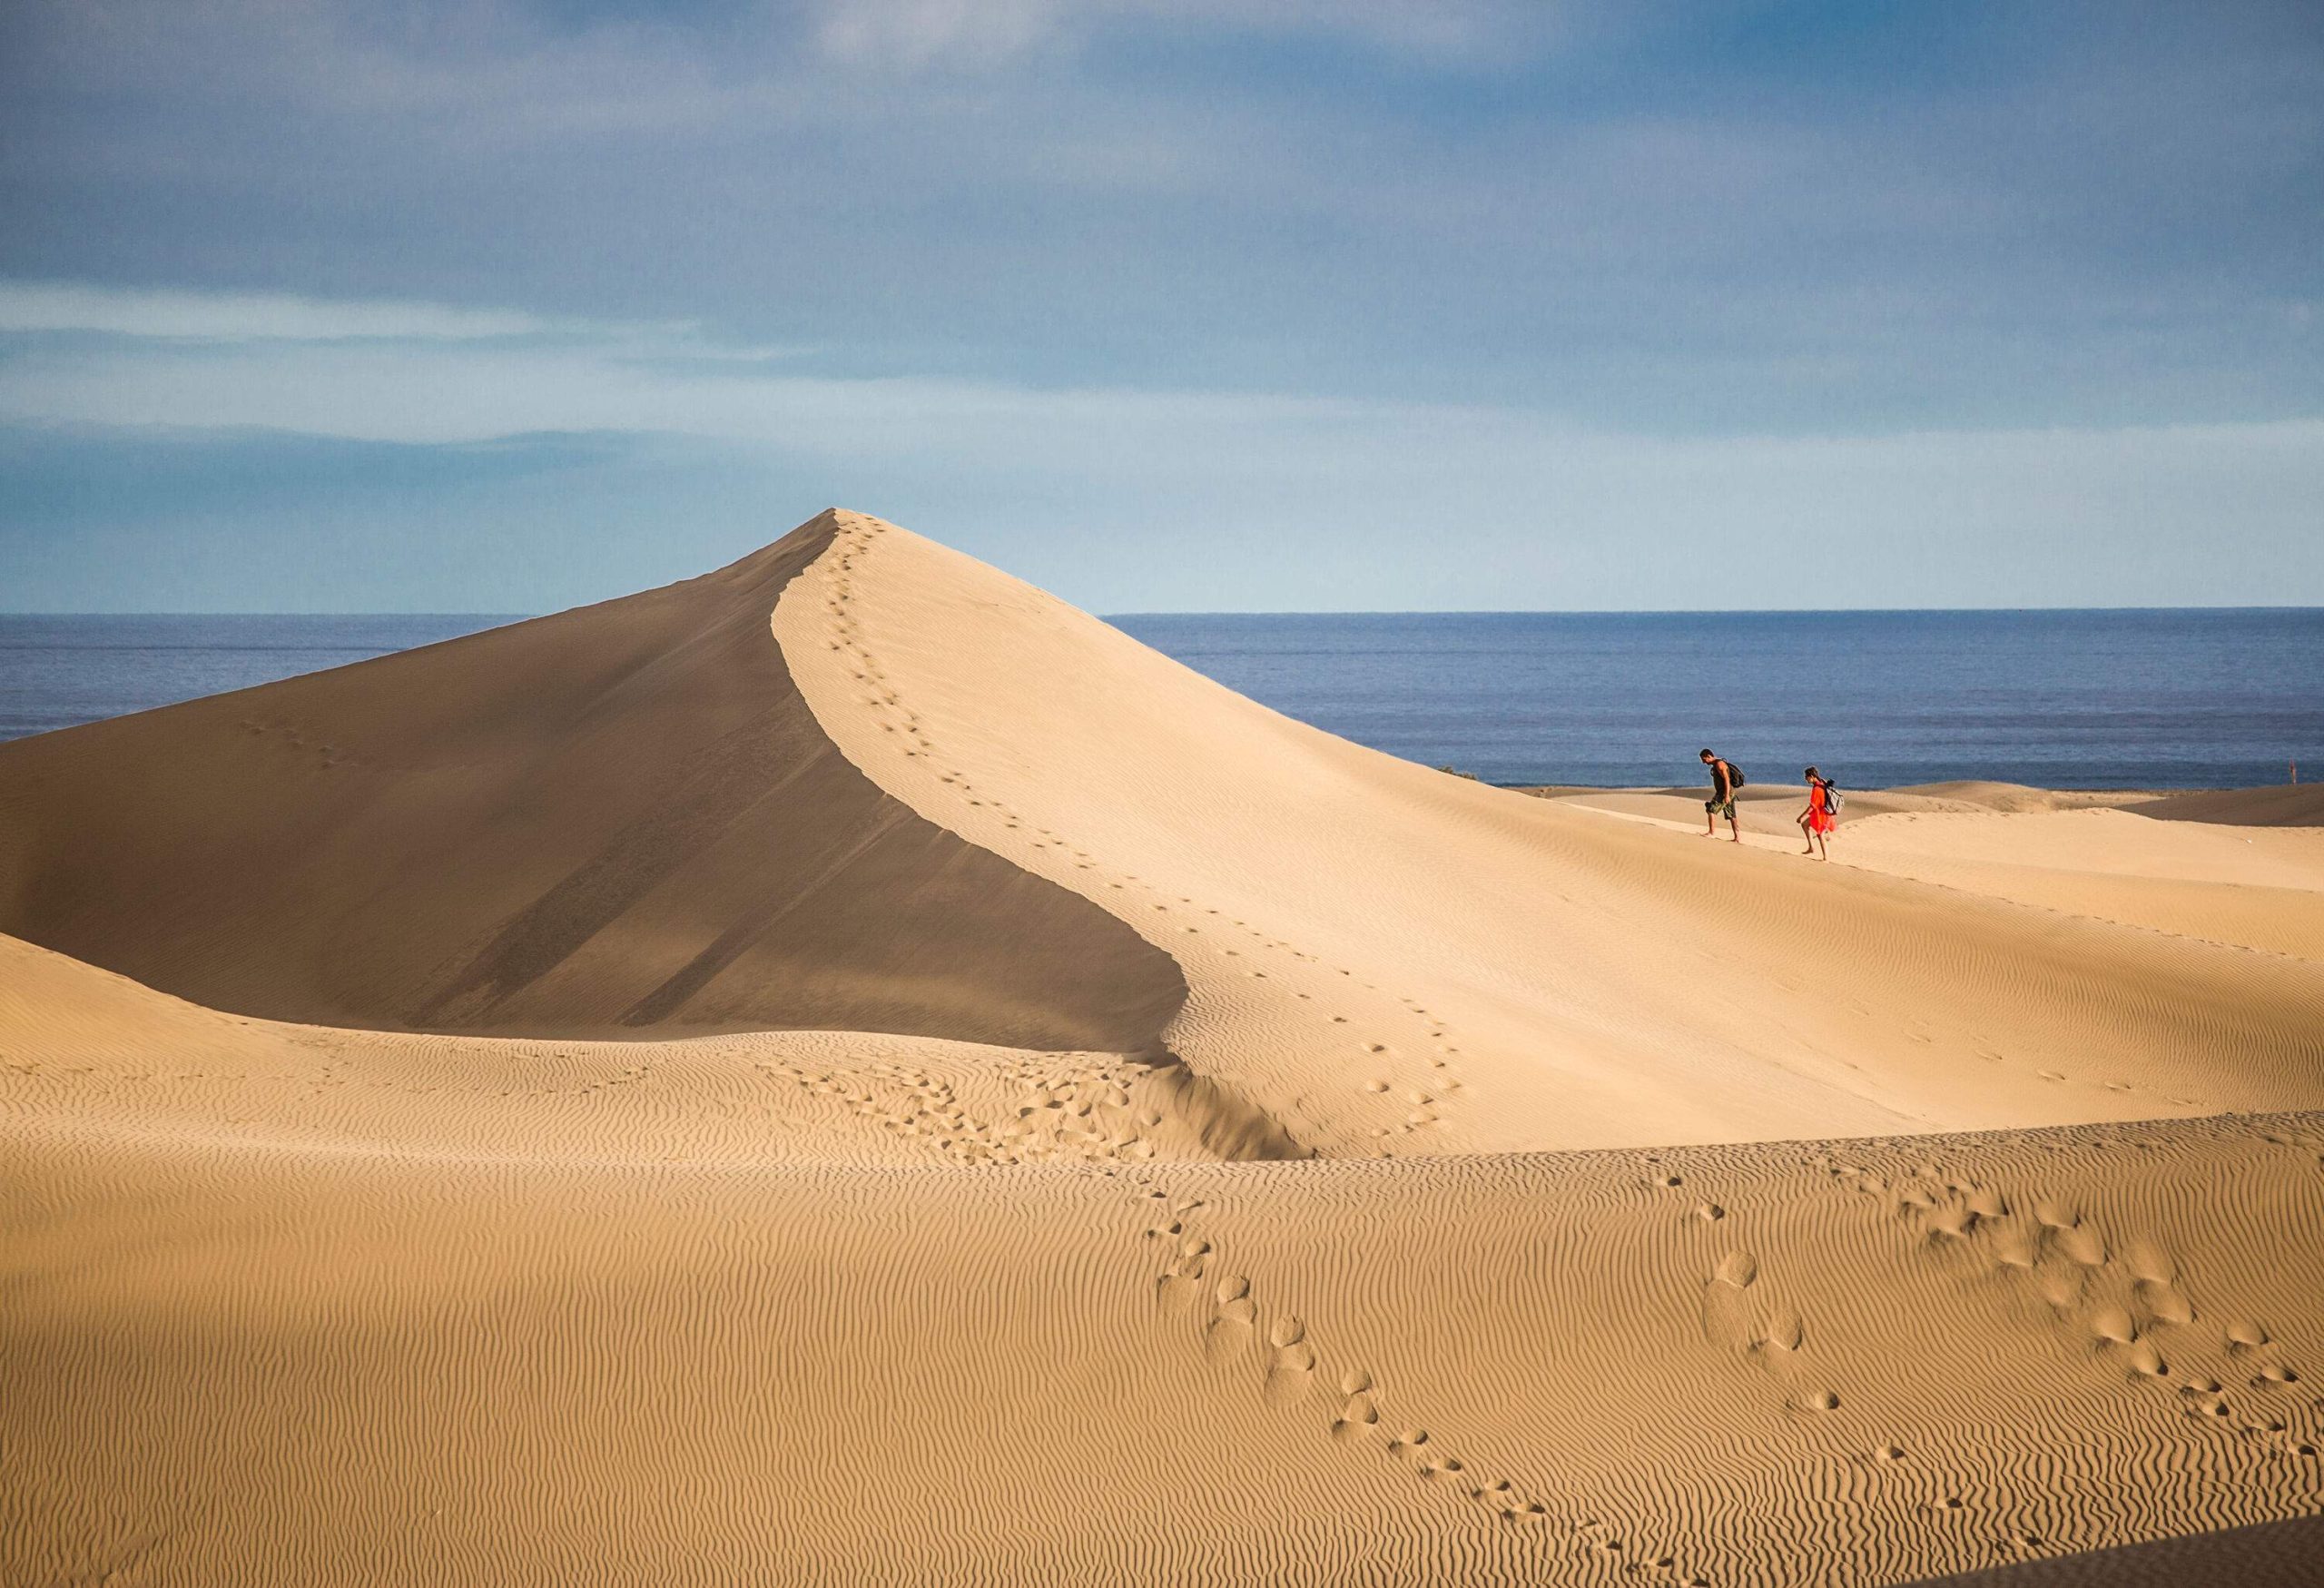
[
  {"xmin": 4, "ymin": 280, "xmax": 2319, "ymax": 612},
  {"xmin": 0, "ymin": 291, "xmax": 1362, "ymax": 452},
  {"xmin": 808, "ymin": 0, "xmax": 1570, "ymax": 71},
  {"xmin": 0, "ymin": 281, "xmax": 573, "ymax": 341}
]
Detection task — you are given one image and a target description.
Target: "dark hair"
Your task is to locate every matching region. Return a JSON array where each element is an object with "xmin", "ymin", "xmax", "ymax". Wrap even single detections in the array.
[
  {"xmin": 1699, "ymin": 748, "xmax": 1714, "ymax": 759},
  {"xmin": 1805, "ymin": 766, "xmax": 1821, "ymax": 779}
]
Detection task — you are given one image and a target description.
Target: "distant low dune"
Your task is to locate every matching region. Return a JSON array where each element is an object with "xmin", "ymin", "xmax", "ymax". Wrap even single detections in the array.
[
  {"xmin": 5, "ymin": 510, "xmax": 2319, "ymax": 1587},
  {"xmin": 2131, "ymin": 784, "xmax": 2324, "ymax": 827},
  {"xmin": 1533, "ymin": 778, "xmax": 2324, "ymax": 964}
]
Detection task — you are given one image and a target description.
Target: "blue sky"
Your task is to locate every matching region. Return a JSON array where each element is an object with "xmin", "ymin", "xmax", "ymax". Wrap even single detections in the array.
[{"xmin": 2, "ymin": 0, "xmax": 2319, "ymax": 611}]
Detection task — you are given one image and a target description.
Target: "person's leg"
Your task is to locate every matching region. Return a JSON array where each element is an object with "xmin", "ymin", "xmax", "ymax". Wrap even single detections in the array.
[
  {"xmin": 1799, "ymin": 809, "xmax": 1816, "ymax": 853},
  {"xmin": 1704, "ymin": 802, "xmax": 1717, "ymax": 836},
  {"xmin": 1728, "ymin": 806, "xmax": 1741, "ymax": 843}
]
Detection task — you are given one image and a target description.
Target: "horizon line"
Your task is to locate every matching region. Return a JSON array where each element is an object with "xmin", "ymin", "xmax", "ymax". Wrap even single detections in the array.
[{"xmin": 7, "ymin": 604, "xmax": 2323, "ymax": 621}]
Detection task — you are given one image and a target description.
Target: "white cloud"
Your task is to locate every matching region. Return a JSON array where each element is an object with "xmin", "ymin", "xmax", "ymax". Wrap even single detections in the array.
[
  {"xmin": 814, "ymin": 0, "xmax": 1068, "ymax": 69},
  {"xmin": 0, "ymin": 281, "xmax": 586, "ymax": 342},
  {"xmin": 809, "ymin": 0, "xmax": 1565, "ymax": 70}
]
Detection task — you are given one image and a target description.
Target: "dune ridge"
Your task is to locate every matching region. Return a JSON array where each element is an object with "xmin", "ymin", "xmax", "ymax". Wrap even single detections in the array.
[{"xmin": 5, "ymin": 508, "xmax": 2321, "ymax": 1586}]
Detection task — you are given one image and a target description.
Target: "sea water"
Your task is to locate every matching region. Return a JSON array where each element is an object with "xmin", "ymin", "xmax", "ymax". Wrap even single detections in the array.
[
  {"xmin": 1112, "ymin": 609, "xmax": 2324, "ymax": 789},
  {"xmin": 4, "ymin": 609, "xmax": 2319, "ymax": 790},
  {"xmin": 0, "ymin": 615, "xmax": 520, "ymax": 743}
]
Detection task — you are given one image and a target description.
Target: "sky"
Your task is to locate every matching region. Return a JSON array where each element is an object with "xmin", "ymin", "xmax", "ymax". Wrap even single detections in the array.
[{"xmin": 2, "ymin": 0, "xmax": 2319, "ymax": 613}]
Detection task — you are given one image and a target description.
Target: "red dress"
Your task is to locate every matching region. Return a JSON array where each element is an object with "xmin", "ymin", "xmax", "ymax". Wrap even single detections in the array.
[{"xmin": 1807, "ymin": 780, "xmax": 1836, "ymax": 834}]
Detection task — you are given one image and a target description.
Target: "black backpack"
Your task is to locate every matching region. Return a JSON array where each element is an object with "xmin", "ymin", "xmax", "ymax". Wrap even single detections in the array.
[{"xmin": 1728, "ymin": 763, "xmax": 1747, "ymax": 790}]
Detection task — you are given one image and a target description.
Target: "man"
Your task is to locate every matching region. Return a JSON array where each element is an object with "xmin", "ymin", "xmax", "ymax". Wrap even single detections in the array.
[{"xmin": 1700, "ymin": 747, "xmax": 1740, "ymax": 843}]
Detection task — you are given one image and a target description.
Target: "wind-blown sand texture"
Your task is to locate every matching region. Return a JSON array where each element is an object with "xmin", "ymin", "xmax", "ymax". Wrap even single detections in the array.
[{"xmin": 5, "ymin": 510, "xmax": 2320, "ymax": 1586}]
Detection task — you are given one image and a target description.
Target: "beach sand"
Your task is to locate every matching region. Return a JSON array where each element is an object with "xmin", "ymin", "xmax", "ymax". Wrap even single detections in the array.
[{"xmin": 5, "ymin": 509, "xmax": 2319, "ymax": 1585}]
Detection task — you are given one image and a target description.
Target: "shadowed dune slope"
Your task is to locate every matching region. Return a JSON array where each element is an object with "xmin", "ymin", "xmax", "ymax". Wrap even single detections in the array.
[
  {"xmin": 2132, "ymin": 785, "xmax": 2324, "ymax": 827},
  {"xmin": 1901, "ymin": 1515, "xmax": 2324, "ymax": 1587},
  {"xmin": 0, "ymin": 512, "xmax": 1183, "ymax": 1048}
]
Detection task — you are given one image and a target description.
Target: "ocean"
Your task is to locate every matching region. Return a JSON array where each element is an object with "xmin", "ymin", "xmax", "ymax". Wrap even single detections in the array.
[
  {"xmin": 0, "ymin": 615, "xmax": 523, "ymax": 745},
  {"xmin": 3, "ymin": 609, "xmax": 2319, "ymax": 790}
]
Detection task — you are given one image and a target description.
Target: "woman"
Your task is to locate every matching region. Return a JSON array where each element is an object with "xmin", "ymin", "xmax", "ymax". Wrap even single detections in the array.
[{"xmin": 1798, "ymin": 766, "xmax": 1837, "ymax": 860}]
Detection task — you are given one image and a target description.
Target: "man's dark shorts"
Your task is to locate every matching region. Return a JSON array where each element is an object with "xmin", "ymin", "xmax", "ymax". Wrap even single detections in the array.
[{"xmin": 1706, "ymin": 797, "xmax": 1736, "ymax": 818}]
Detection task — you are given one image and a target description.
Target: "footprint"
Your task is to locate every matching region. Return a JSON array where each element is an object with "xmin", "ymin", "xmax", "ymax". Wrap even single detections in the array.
[
  {"xmin": 1157, "ymin": 1257, "xmax": 1208, "ymax": 1312},
  {"xmin": 1702, "ymin": 1256, "xmax": 1760, "ymax": 1350},
  {"xmin": 2033, "ymin": 1197, "xmax": 2078, "ymax": 1230},
  {"xmin": 1476, "ymin": 1478, "xmax": 1521, "ymax": 1514},
  {"xmin": 1759, "ymin": 1307, "xmax": 1806, "ymax": 1354},
  {"xmin": 1925, "ymin": 1202, "xmax": 1980, "ymax": 1241},
  {"xmin": 1330, "ymin": 1393, "xmax": 1380, "ymax": 1444},
  {"xmin": 1265, "ymin": 1338, "xmax": 1318, "ymax": 1407},
  {"xmin": 1201, "ymin": 1275, "xmax": 1256, "ymax": 1362},
  {"xmin": 2137, "ymin": 1279, "xmax": 2194, "ymax": 1327},
  {"xmin": 2034, "ymin": 1263, "xmax": 2086, "ymax": 1308},
  {"xmin": 2123, "ymin": 1237, "xmax": 2176, "ymax": 1286},
  {"xmin": 1992, "ymin": 1225, "xmax": 2039, "ymax": 1269},
  {"xmin": 2063, "ymin": 1226, "xmax": 2109, "ymax": 1267}
]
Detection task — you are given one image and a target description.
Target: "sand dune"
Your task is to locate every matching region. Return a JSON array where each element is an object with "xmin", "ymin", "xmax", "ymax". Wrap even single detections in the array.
[
  {"xmin": 1538, "ymin": 785, "xmax": 2324, "ymax": 965},
  {"xmin": 2132, "ymin": 784, "xmax": 2324, "ymax": 828},
  {"xmin": 0, "ymin": 518, "xmax": 1181, "ymax": 1050},
  {"xmin": 5, "ymin": 509, "xmax": 2321, "ymax": 1586}
]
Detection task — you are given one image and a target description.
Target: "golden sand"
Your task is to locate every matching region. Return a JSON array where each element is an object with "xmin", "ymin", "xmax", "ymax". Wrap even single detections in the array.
[{"xmin": 5, "ymin": 511, "xmax": 2319, "ymax": 1585}]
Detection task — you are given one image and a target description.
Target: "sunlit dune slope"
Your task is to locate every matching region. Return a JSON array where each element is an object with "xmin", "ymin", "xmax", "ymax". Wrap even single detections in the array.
[
  {"xmin": 773, "ymin": 514, "xmax": 2324, "ymax": 1154},
  {"xmin": 0, "ymin": 515, "xmax": 1181, "ymax": 1050},
  {"xmin": 7, "ymin": 932, "xmax": 2323, "ymax": 1588}
]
